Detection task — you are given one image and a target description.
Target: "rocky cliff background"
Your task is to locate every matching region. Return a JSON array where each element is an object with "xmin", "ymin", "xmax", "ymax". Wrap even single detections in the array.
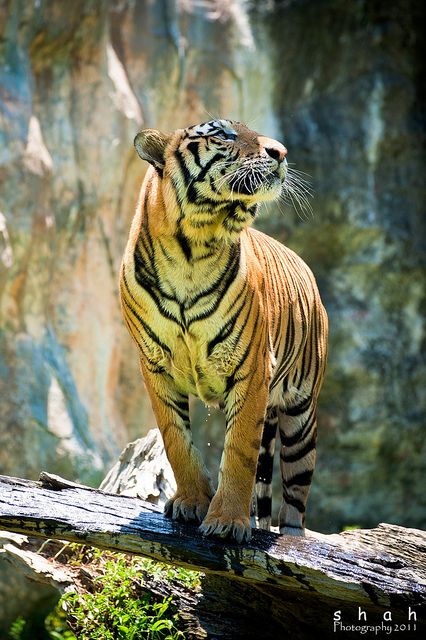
[{"xmin": 0, "ymin": 0, "xmax": 425, "ymax": 539}]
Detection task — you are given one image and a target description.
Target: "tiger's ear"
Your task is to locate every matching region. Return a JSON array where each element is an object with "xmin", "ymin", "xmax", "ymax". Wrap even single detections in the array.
[{"xmin": 134, "ymin": 129, "xmax": 170, "ymax": 169}]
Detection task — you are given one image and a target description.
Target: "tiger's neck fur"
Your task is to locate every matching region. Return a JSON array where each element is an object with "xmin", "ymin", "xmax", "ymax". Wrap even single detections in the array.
[
  {"xmin": 125, "ymin": 167, "xmax": 250, "ymax": 332},
  {"xmin": 133, "ymin": 165, "xmax": 258, "ymax": 255}
]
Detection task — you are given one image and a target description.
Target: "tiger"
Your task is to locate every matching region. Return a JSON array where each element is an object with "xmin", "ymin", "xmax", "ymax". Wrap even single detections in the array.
[{"xmin": 120, "ymin": 118, "xmax": 328, "ymax": 543}]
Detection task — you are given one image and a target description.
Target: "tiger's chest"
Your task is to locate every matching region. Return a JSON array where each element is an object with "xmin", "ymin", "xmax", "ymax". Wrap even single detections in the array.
[
  {"xmin": 166, "ymin": 329, "xmax": 236, "ymax": 403},
  {"xmin": 138, "ymin": 308, "xmax": 240, "ymax": 404},
  {"xmin": 122, "ymin": 243, "xmax": 245, "ymax": 403}
]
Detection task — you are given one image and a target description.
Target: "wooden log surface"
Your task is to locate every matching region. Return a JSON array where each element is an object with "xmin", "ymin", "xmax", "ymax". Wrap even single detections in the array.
[
  {"xmin": 0, "ymin": 472, "xmax": 425, "ymax": 638},
  {"xmin": 0, "ymin": 471, "xmax": 424, "ymax": 601}
]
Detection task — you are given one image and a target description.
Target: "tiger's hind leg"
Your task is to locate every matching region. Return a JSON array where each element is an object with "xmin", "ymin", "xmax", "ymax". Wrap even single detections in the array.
[
  {"xmin": 278, "ymin": 395, "xmax": 317, "ymax": 536},
  {"xmin": 255, "ymin": 407, "xmax": 278, "ymax": 530}
]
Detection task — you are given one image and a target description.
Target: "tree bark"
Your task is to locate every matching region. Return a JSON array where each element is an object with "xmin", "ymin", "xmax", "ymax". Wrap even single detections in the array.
[{"xmin": 0, "ymin": 472, "xmax": 424, "ymax": 638}]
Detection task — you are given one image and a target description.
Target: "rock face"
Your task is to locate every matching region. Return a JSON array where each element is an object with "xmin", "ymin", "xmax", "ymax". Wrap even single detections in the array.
[
  {"xmin": 0, "ymin": 0, "xmax": 425, "ymax": 535},
  {"xmin": 0, "ymin": 1, "xmax": 273, "ymax": 486}
]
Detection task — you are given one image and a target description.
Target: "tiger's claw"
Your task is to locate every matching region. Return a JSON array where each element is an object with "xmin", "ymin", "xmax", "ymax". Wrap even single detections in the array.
[
  {"xmin": 164, "ymin": 493, "xmax": 211, "ymax": 524},
  {"xmin": 199, "ymin": 515, "xmax": 251, "ymax": 544}
]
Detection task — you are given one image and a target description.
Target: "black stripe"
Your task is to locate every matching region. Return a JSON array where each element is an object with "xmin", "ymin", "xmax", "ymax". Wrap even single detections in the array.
[
  {"xmin": 128, "ymin": 259, "xmax": 183, "ymax": 327},
  {"xmin": 121, "ymin": 280, "xmax": 172, "ymax": 356},
  {"xmin": 187, "ymin": 243, "xmax": 239, "ymax": 307},
  {"xmin": 281, "ymin": 493, "xmax": 306, "ymax": 514},
  {"xmin": 223, "ymin": 219, "xmax": 245, "ymax": 233},
  {"xmin": 225, "ymin": 369, "xmax": 250, "ymax": 395},
  {"xmin": 209, "ymin": 175, "xmax": 220, "ymax": 194},
  {"xmin": 134, "ymin": 246, "xmax": 157, "ymax": 287},
  {"xmin": 281, "ymin": 436, "xmax": 316, "ymax": 463},
  {"xmin": 185, "ymin": 141, "xmax": 202, "ymax": 168},
  {"xmin": 223, "ymin": 279, "xmax": 248, "ymax": 315},
  {"xmin": 257, "ymin": 496, "xmax": 272, "ymax": 519},
  {"xmin": 309, "ymin": 322, "xmax": 321, "ymax": 387},
  {"xmin": 206, "ymin": 316, "xmax": 236, "ymax": 357},
  {"xmin": 205, "ymin": 286, "xmax": 250, "ymax": 356},
  {"xmin": 175, "ymin": 228, "xmax": 192, "ymax": 261},
  {"xmin": 285, "ymin": 396, "xmax": 312, "ymax": 417},
  {"xmin": 191, "ymin": 249, "xmax": 217, "ymax": 261},
  {"xmin": 261, "ymin": 411, "xmax": 277, "ymax": 445},
  {"xmin": 121, "ymin": 313, "xmax": 167, "ymax": 373},
  {"xmin": 294, "ymin": 291, "xmax": 310, "ymax": 386},
  {"xmin": 209, "ymin": 300, "xmax": 247, "ymax": 370},
  {"xmin": 186, "ymin": 250, "xmax": 241, "ymax": 325},
  {"xmin": 227, "ymin": 201, "xmax": 239, "ymax": 218},
  {"xmin": 136, "ymin": 228, "xmax": 154, "ymax": 261},
  {"xmin": 224, "ymin": 308, "xmax": 260, "ymax": 394},
  {"xmin": 270, "ymin": 315, "xmax": 294, "ymax": 388},
  {"xmin": 279, "ymin": 405, "xmax": 316, "ymax": 447},
  {"xmin": 256, "ymin": 452, "xmax": 274, "ymax": 483},
  {"xmin": 135, "ymin": 234, "xmax": 182, "ymax": 303},
  {"xmin": 175, "ymin": 149, "xmax": 197, "ymax": 202},
  {"xmin": 285, "ymin": 469, "xmax": 314, "ymax": 488},
  {"xmin": 157, "ymin": 239, "xmax": 174, "ymax": 263},
  {"xmin": 222, "ymin": 298, "xmax": 258, "ymax": 394},
  {"xmin": 157, "ymin": 394, "xmax": 188, "ymax": 414},
  {"xmin": 159, "ymin": 396, "xmax": 190, "ymax": 423},
  {"xmin": 187, "ymin": 217, "xmax": 216, "ymax": 229},
  {"xmin": 194, "ymin": 195, "xmax": 227, "ymax": 209}
]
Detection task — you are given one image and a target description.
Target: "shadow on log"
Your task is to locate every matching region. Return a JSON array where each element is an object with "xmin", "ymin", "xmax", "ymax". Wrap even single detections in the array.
[{"xmin": 0, "ymin": 471, "xmax": 425, "ymax": 638}]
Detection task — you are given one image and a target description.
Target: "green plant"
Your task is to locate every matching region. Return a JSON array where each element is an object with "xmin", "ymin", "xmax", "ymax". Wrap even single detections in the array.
[
  {"xmin": 8, "ymin": 617, "xmax": 26, "ymax": 640},
  {"xmin": 56, "ymin": 548, "xmax": 200, "ymax": 639},
  {"xmin": 8, "ymin": 547, "xmax": 200, "ymax": 639},
  {"xmin": 45, "ymin": 605, "xmax": 77, "ymax": 639}
]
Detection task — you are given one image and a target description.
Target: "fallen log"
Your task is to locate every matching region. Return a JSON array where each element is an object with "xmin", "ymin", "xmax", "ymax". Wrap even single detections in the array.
[{"xmin": 0, "ymin": 472, "xmax": 425, "ymax": 638}]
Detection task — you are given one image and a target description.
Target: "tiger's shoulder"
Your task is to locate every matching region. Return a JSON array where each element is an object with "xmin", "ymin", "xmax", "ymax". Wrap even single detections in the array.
[{"xmin": 242, "ymin": 227, "xmax": 319, "ymax": 288}]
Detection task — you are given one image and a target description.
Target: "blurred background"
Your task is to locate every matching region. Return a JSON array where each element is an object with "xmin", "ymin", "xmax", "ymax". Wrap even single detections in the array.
[{"xmin": 0, "ymin": 0, "xmax": 425, "ymax": 538}]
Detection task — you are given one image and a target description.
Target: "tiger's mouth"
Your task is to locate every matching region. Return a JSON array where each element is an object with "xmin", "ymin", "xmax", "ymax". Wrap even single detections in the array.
[{"xmin": 227, "ymin": 167, "xmax": 285, "ymax": 199}]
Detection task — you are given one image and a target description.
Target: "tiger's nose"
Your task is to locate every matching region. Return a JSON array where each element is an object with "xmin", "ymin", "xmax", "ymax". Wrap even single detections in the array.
[
  {"xmin": 266, "ymin": 144, "xmax": 287, "ymax": 162},
  {"xmin": 258, "ymin": 136, "xmax": 287, "ymax": 163}
]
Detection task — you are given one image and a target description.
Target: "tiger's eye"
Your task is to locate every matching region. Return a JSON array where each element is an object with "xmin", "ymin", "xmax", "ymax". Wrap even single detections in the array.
[{"xmin": 215, "ymin": 131, "xmax": 237, "ymax": 141}]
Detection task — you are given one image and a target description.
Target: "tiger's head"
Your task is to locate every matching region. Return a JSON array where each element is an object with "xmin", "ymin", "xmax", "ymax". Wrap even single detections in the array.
[{"xmin": 134, "ymin": 119, "xmax": 289, "ymax": 243}]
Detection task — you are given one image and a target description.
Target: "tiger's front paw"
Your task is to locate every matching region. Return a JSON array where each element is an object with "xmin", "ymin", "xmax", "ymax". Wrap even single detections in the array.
[
  {"xmin": 199, "ymin": 496, "xmax": 252, "ymax": 543},
  {"xmin": 199, "ymin": 514, "xmax": 251, "ymax": 544},
  {"xmin": 164, "ymin": 491, "xmax": 211, "ymax": 524}
]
